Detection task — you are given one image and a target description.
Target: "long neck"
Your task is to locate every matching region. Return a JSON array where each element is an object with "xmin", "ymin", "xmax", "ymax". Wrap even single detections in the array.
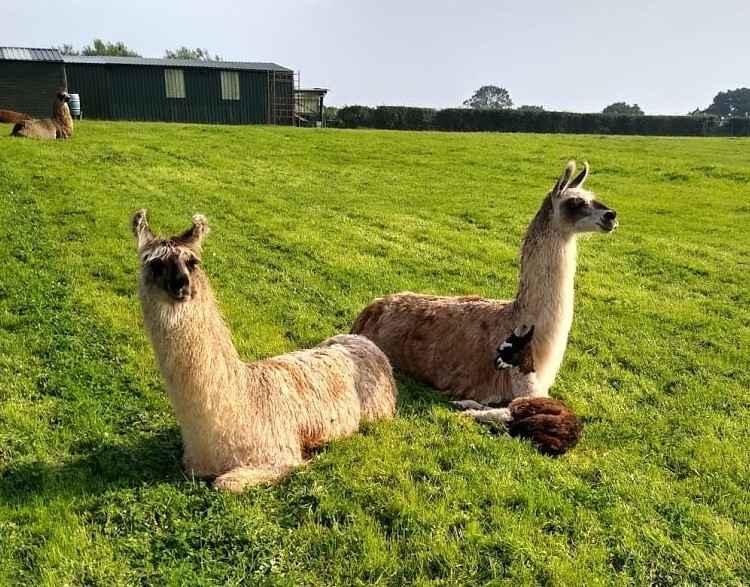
[
  {"xmin": 140, "ymin": 274, "xmax": 244, "ymax": 424},
  {"xmin": 514, "ymin": 197, "xmax": 578, "ymax": 389},
  {"xmin": 53, "ymin": 101, "xmax": 73, "ymax": 137}
]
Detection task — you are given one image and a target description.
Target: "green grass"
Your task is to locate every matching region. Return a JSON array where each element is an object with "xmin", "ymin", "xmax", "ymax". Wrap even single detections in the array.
[{"xmin": 0, "ymin": 121, "xmax": 748, "ymax": 586}]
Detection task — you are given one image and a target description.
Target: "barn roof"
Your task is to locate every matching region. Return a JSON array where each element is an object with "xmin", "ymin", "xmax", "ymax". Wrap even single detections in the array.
[
  {"xmin": 0, "ymin": 47, "xmax": 63, "ymax": 62},
  {"xmin": 62, "ymin": 55, "xmax": 292, "ymax": 72}
]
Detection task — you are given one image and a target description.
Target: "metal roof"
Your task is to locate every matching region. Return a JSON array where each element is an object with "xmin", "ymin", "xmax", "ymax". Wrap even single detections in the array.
[
  {"xmin": 0, "ymin": 47, "xmax": 63, "ymax": 62},
  {"xmin": 63, "ymin": 55, "xmax": 292, "ymax": 72}
]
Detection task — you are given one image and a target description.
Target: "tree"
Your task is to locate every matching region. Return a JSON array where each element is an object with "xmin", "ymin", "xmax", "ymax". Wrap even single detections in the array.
[
  {"xmin": 463, "ymin": 85, "xmax": 513, "ymax": 110},
  {"xmin": 517, "ymin": 105, "xmax": 545, "ymax": 112},
  {"xmin": 52, "ymin": 44, "xmax": 79, "ymax": 55},
  {"xmin": 602, "ymin": 102, "xmax": 644, "ymax": 116},
  {"xmin": 81, "ymin": 39, "xmax": 140, "ymax": 57},
  {"xmin": 165, "ymin": 47, "xmax": 222, "ymax": 61},
  {"xmin": 702, "ymin": 88, "xmax": 750, "ymax": 118}
]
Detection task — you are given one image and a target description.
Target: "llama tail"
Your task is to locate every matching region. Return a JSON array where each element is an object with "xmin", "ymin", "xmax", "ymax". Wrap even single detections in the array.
[
  {"xmin": 505, "ymin": 397, "xmax": 583, "ymax": 456},
  {"xmin": 0, "ymin": 109, "xmax": 32, "ymax": 124}
]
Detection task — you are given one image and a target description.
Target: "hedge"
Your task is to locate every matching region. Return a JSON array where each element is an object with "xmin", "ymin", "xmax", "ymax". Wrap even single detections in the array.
[{"xmin": 335, "ymin": 105, "xmax": 749, "ymax": 137}]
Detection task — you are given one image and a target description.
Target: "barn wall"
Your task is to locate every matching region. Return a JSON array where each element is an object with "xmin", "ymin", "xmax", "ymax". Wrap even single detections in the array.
[
  {"xmin": 0, "ymin": 61, "xmax": 67, "ymax": 118},
  {"xmin": 66, "ymin": 64, "xmax": 281, "ymax": 124}
]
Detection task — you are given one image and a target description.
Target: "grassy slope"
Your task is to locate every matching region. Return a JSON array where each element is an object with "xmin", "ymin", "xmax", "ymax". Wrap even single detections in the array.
[{"xmin": 0, "ymin": 122, "xmax": 748, "ymax": 586}]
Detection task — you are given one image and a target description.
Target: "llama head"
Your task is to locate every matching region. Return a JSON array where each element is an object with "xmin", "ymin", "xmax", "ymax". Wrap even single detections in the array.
[
  {"xmin": 548, "ymin": 161, "xmax": 617, "ymax": 234},
  {"xmin": 56, "ymin": 89, "xmax": 70, "ymax": 103},
  {"xmin": 132, "ymin": 209, "xmax": 209, "ymax": 304}
]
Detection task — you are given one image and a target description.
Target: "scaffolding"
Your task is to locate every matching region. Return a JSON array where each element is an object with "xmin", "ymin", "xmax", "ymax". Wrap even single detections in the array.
[{"xmin": 268, "ymin": 70, "xmax": 297, "ymax": 126}]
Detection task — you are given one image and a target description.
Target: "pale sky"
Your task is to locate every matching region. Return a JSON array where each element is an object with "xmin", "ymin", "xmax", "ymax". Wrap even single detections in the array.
[{"xmin": 5, "ymin": 0, "xmax": 749, "ymax": 114}]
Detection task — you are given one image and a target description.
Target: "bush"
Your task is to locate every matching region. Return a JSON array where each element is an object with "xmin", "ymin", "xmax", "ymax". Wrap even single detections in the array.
[
  {"xmin": 335, "ymin": 105, "xmax": 749, "ymax": 137},
  {"xmin": 337, "ymin": 106, "xmax": 376, "ymax": 128}
]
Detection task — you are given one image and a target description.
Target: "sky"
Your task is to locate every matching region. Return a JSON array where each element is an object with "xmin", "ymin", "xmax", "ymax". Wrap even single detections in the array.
[{"xmin": 5, "ymin": 0, "xmax": 749, "ymax": 114}]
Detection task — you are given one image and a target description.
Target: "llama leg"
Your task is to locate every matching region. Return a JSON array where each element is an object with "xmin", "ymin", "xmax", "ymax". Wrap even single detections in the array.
[
  {"xmin": 462, "ymin": 407, "xmax": 513, "ymax": 426},
  {"xmin": 213, "ymin": 465, "xmax": 297, "ymax": 494},
  {"xmin": 451, "ymin": 400, "xmax": 493, "ymax": 411}
]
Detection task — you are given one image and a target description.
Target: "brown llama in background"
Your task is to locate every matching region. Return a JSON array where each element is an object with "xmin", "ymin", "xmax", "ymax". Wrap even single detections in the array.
[
  {"xmin": 133, "ymin": 210, "xmax": 398, "ymax": 493},
  {"xmin": 11, "ymin": 91, "xmax": 74, "ymax": 139},
  {"xmin": 0, "ymin": 109, "xmax": 31, "ymax": 124}
]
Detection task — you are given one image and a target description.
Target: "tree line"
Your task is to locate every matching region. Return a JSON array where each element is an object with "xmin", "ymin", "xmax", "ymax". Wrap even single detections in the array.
[
  {"xmin": 53, "ymin": 40, "xmax": 221, "ymax": 61},
  {"xmin": 462, "ymin": 84, "xmax": 750, "ymax": 119}
]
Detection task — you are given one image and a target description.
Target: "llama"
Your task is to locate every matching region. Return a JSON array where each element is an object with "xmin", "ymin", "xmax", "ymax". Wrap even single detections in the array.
[
  {"xmin": 0, "ymin": 109, "xmax": 31, "ymax": 124},
  {"xmin": 11, "ymin": 91, "xmax": 73, "ymax": 139},
  {"xmin": 133, "ymin": 210, "xmax": 398, "ymax": 493},
  {"xmin": 352, "ymin": 161, "xmax": 616, "ymax": 445}
]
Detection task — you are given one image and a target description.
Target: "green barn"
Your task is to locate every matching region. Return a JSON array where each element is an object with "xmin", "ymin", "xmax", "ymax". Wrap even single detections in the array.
[
  {"xmin": 0, "ymin": 47, "xmax": 67, "ymax": 118},
  {"xmin": 1, "ymin": 47, "xmax": 297, "ymax": 125},
  {"xmin": 64, "ymin": 56, "xmax": 295, "ymax": 125}
]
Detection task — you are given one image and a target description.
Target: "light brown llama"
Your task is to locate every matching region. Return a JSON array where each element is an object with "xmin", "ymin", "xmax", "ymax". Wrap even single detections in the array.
[
  {"xmin": 133, "ymin": 210, "xmax": 398, "ymax": 493},
  {"xmin": 11, "ymin": 91, "xmax": 73, "ymax": 139},
  {"xmin": 352, "ymin": 161, "xmax": 616, "ymax": 432}
]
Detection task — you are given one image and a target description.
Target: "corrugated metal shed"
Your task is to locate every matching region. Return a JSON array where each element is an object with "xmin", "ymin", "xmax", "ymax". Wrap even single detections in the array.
[
  {"xmin": 0, "ymin": 47, "xmax": 63, "ymax": 62},
  {"xmin": 0, "ymin": 48, "xmax": 66, "ymax": 117},
  {"xmin": 63, "ymin": 55, "xmax": 291, "ymax": 72}
]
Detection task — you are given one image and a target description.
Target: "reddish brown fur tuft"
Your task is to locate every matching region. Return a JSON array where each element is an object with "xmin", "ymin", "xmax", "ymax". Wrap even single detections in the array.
[{"xmin": 506, "ymin": 397, "xmax": 582, "ymax": 456}]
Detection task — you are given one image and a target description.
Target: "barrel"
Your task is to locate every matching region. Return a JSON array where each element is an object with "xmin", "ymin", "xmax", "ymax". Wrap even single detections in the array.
[{"xmin": 69, "ymin": 93, "xmax": 81, "ymax": 118}]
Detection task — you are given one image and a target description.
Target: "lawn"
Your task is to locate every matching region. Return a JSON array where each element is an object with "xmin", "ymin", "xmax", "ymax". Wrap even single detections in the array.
[{"xmin": 0, "ymin": 122, "xmax": 748, "ymax": 586}]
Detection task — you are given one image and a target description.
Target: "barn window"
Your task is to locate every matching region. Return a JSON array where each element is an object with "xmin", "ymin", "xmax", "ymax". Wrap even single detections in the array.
[
  {"xmin": 165, "ymin": 69, "xmax": 185, "ymax": 98},
  {"xmin": 220, "ymin": 71, "xmax": 240, "ymax": 100}
]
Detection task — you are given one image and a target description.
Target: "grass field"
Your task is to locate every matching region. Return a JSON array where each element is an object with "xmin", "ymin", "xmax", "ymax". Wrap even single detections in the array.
[{"xmin": 0, "ymin": 121, "xmax": 748, "ymax": 586}]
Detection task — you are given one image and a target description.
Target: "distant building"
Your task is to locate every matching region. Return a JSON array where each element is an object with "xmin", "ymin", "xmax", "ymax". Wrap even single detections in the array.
[
  {"xmin": 295, "ymin": 88, "xmax": 329, "ymax": 127},
  {"xmin": 0, "ymin": 47, "xmax": 328, "ymax": 126},
  {"xmin": 0, "ymin": 47, "xmax": 67, "ymax": 118}
]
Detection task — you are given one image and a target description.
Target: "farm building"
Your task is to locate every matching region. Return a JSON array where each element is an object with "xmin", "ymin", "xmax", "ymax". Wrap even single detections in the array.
[
  {"xmin": 0, "ymin": 47, "xmax": 67, "ymax": 118},
  {"xmin": 0, "ymin": 47, "xmax": 326, "ymax": 126}
]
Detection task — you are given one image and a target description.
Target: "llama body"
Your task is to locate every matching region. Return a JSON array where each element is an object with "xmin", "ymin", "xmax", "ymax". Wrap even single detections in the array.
[
  {"xmin": 353, "ymin": 161, "xmax": 616, "ymax": 406},
  {"xmin": 11, "ymin": 91, "xmax": 73, "ymax": 139},
  {"xmin": 0, "ymin": 109, "xmax": 31, "ymax": 124},
  {"xmin": 135, "ymin": 211, "xmax": 397, "ymax": 492}
]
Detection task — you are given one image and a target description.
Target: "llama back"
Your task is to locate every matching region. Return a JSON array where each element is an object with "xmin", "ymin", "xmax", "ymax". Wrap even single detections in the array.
[
  {"xmin": 353, "ymin": 292, "xmax": 517, "ymax": 402},
  {"xmin": 250, "ymin": 334, "xmax": 396, "ymax": 450}
]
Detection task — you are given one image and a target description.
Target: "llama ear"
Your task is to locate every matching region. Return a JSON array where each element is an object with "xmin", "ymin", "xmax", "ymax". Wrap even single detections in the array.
[
  {"xmin": 568, "ymin": 161, "xmax": 589, "ymax": 190},
  {"xmin": 132, "ymin": 209, "xmax": 155, "ymax": 249},
  {"xmin": 176, "ymin": 213, "xmax": 210, "ymax": 249},
  {"xmin": 552, "ymin": 160, "xmax": 576, "ymax": 197}
]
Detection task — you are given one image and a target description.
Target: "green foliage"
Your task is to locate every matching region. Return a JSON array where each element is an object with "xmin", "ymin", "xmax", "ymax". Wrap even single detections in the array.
[
  {"xmin": 463, "ymin": 85, "xmax": 513, "ymax": 110},
  {"xmin": 337, "ymin": 105, "xmax": 750, "ymax": 136},
  {"xmin": 702, "ymin": 87, "xmax": 750, "ymax": 118},
  {"xmin": 517, "ymin": 105, "xmax": 545, "ymax": 112},
  {"xmin": 602, "ymin": 102, "xmax": 645, "ymax": 116},
  {"xmin": 52, "ymin": 44, "xmax": 79, "ymax": 56},
  {"xmin": 81, "ymin": 39, "xmax": 140, "ymax": 57},
  {"xmin": 0, "ymin": 122, "xmax": 748, "ymax": 584},
  {"xmin": 164, "ymin": 47, "xmax": 222, "ymax": 61}
]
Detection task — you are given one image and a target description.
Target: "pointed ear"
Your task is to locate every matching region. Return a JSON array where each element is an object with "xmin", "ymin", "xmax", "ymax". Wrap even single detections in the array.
[
  {"xmin": 175, "ymin": 214, "xmax": 210, "ymax": 250},
  {"xmin": 568, "ymin": 161, "xmax": 589, "ymax": 190},
  {"xmin": 552, "ymin": 160, "xmax": 576, "ymax": 197},
  {"xmin": 132, "ymin": 209, "xmax": 155, "ymax": 249}
]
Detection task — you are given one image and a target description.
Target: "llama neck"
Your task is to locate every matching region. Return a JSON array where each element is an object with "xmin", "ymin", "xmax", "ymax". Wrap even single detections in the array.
[
  {"xmin": 514, "ymin": 200, "xmax": 578, "ymax": 390},
  {"xmin": 53, "ymin": 102, "xmax": 73, "ymax": 137},
  {"xmin": 140, "ymin": 276, "xmax": 244, "ymax": 423}
]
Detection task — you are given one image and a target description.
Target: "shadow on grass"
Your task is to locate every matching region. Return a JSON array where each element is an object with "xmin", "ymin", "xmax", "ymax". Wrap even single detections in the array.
[
  {"xmin": 0, "ymin": 427, "xmax": 189, "ymax": 503},
  {"xmin": 0, "ymin": 378, "xmax": 452, "ymax": 504}
]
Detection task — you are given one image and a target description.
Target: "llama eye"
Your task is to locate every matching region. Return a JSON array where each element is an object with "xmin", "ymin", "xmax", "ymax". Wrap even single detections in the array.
[
  {"xmin": 149, "ymin": 260, "xmax": 164, "ymax": 275},
  {"xmin": 187, "ymin": 258, "xmax": 200, "ymax": 271}
]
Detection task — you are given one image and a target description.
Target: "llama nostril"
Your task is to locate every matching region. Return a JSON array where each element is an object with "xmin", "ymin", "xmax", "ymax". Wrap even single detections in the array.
[{"xmin": 604, "ymin": 210, "xmax": 616, "ymax": 221}]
